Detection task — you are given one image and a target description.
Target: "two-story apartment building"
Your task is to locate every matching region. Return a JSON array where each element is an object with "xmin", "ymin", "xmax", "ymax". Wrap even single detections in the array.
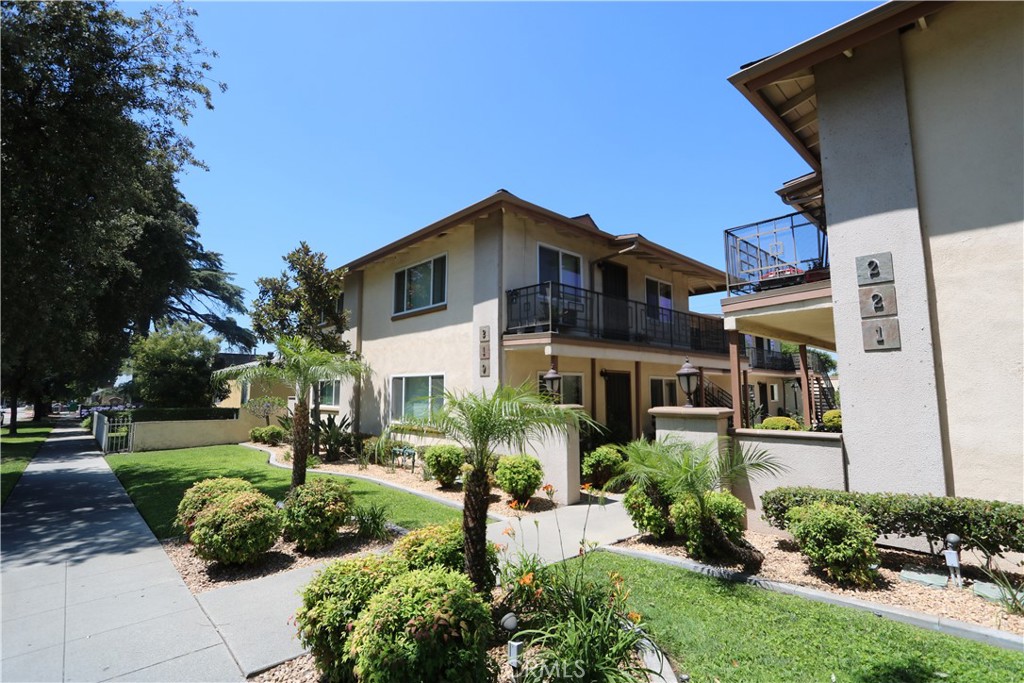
[
  {"xmin": 323, "ymin": 190, "xmax": 806, "ymax": 442},
  {"xmin": 718, "ymin": 0, "xmax": 1022, "ymax": 505}
]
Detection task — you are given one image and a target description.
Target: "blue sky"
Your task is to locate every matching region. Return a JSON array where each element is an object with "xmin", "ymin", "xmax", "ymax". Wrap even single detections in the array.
[{"xmin": 173, "ymin": 1, "xmax": 878, "ymax": 349}]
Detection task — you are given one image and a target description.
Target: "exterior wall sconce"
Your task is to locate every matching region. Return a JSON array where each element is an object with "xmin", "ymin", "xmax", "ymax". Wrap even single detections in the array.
[{"xmin": 676, "ymin": 358, "xmax": 699, "ymax": 408}]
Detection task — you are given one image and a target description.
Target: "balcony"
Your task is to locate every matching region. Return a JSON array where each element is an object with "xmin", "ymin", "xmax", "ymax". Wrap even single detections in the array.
[
  {"xmin": 725, "ymin": 212, "xmax": 829, "ymax": 296},
  {"xmin": 745, "ymin": 347, "xmax": 796, "ymax": 372},
  {"xmin": 505, "ymin": 282, "xmax": 727, "ymax": 355}
]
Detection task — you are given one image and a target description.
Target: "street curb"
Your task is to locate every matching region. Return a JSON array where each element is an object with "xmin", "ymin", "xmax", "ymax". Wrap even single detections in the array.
[
  {"xmin": 600, "ymin": 546, "xmax": 1024, "ymax": 652},
  {"xmin": 240, "ymin": 443, "xmax": 510, "ymax": 523}
]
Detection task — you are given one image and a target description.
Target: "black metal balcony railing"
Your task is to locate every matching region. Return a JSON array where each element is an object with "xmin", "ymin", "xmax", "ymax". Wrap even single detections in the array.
[
  {"xmin": 725, "ymin": 212, "xmax": 830, "ymax": 295},
  {"xmin": 505, "ymin": 282, "xmax": 727, "ymax": 355},
  {"xmin": 746, "ymin": 347, "xmax": 797, "ymax": 372}
]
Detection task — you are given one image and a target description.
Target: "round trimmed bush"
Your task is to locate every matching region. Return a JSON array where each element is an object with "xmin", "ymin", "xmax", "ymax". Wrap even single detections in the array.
[
  {"xmin": 191, "ymin": 491, "xmax": 282, "ymax": 565},
  {"xmin": 393, "ymin": 521, "xmax": 498, "ymax": 590},
  {"xmin": 623, "ymin": 481, "xmax": 675, "ymax": 539},
  {"xmin": 494, "ymin": 454, "xmax": 543, "ymax": 504},
  {"xmin": 349, "ymin": 568, "xmax": 494, "ymax": 683},
  {"xmin": 760, "ymin": 416, "xmax": 801, "ymax": 431},
  {"xmin": 786, "ymin": 502, "xmax": 879, "ymax": 588},
  {"xmin": 822, "ymin": 409, "xmax": 842, "ymax": 432},
  {"xmin": 669, "ymin": 491, "xmax": 746, "ymax": 560},
  {"xmin": 176, "ymin": 477, "xmax": 258, "ymax": 538},
  {"xmin": 423, "ymin": 445, "xmax": 464, "ymax": 488},
  {"xmin": 282, "ymin": 478, "xmax": 355, "ymax": 552},
  {"xmin": 582, "ymin": 445, "xmax": 625, "ymax": 489},
  {"xmin": 295, "ymin": 554, "xmax": 408, "ymax": 683}
]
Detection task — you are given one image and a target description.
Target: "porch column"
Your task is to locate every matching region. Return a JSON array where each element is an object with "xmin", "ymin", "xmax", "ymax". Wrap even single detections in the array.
[
  {"xmin": 728, "ymin": 330, "xmax": 743, "ymax": 429},
  {"xmin": 798, "ymin": 344, "xmax": 814, "ymax": 426}
]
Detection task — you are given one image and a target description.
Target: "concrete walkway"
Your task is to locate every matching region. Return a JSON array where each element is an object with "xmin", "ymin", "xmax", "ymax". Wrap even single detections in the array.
[{"xmin": 1, "ymin": 426, "xmax": 244, "ymax": 683}]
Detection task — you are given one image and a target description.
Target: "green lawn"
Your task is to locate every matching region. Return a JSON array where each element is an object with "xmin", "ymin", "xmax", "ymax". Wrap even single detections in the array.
[
  {"xmin": 583, "ymin": 552, "xmax": 1023, "ymax": 683},
  {"xmin": 106, "ymin": 445, "xmax": 461, "ymax": 539},
  {"xmin": 1, "ymin": 424, "xmax": 53, "ymax": 505}
]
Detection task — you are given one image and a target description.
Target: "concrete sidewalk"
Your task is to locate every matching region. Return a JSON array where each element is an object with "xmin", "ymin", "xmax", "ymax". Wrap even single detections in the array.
[{"xmin": 1, "ymin": 426, "xmax": 244, "ymax": 683}]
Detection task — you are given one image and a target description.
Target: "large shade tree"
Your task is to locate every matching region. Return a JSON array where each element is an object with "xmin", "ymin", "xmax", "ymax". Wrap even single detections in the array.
[
  {"xmin": 389, "ymin": 384, "xmax": 596, "ymax": 592},
  {"xmin": 217, "ymin": 336, "xmax": 365, "ymax": 488},
  {"xmin": 129, "ymin": 321, "xmax": 228, "ymax": 408}
]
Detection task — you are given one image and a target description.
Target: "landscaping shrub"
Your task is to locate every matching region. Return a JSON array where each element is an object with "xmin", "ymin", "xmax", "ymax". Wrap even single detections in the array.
[
  {"xmin": 758, "ymin": 416, "xmax": 801, "ymax": 431},
  {"xmin": 669, "ymin": 491, "xmax": 746, "ymax": 560},
  {"xmin": 393, "ymin": 521, "xmax": 498, "ymax": 590},
  {"xmin": 494, "ymin": 454, "xmax": 543, "ymax": 504},
  {"xmin": 761, "ymin": 486, "xmax": 1024, "ymax": 555},
  {"xmin": 786, "ymin": 502, "xmax": 879, "ymax": 588},
  {"xmin": 81, "ymin": 415, "xmax": 93, "ymax": 430},
  {"xmin": 175, "ymin": 477, "xmax": 257, "ymax": 538},
  {"xmin": 349, "ymin": 567, "xmax": 494, "ymax": 683},
  {"xmin": 582, "ymin": 445, "xmax": 625, "ymax": 489},
  {"xmin": 248, "ymin": 425, "xmax": 287, "ymax": 445},
  {"xmin": 191, "ymin": 491, "xmax": 281, "ymax": 565},
  {"xmin": 422, "ymin": 445, "xmax": 464, "ymax": 487},
  {"xmin": 282, "ymin": 478, "xmax": 355, "ymax": 552},
  {"xmin": 822, "ymin": 409, "xmax": 842, "ymax": 432},
  {"xmin": 295, "ymin": 554, "xmax": 409, "ymax": 683},
  {"xmin": 623, "ymin": 481, "xmax": 675, "ymax": 539},
  {"xmin": 353, "ymin": 503, "xmax": 391, "ymax": 541}
]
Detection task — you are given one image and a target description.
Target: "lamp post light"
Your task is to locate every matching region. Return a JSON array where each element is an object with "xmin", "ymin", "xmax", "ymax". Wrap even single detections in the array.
[
  {"xmin": 542, "ymin": 362, "xmax": 562, "ymax": 402},
  {"xmin": 500, "ymin": 612, "xmax": 523, "ymax": 677},
  {"xmin": 675, "ymin": 358, "xmax": 699, "ymax": 408}
]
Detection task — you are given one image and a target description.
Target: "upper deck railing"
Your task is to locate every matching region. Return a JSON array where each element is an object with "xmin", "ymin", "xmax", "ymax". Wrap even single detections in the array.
[
  {"xmin": 725, "ymin": 212, "xmax": 830, "ymax": 296},
  {"xmin": 505, "ymin": 282, "xmax": 728, "ymax": 355}
]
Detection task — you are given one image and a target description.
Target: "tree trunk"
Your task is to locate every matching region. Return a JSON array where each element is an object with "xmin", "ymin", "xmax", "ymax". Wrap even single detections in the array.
[
  {"xmin": 7, "ymin": 386, "xmax": 19, "ymax": 435},
  {"xmin": 699, "ymin": 512, "xmax": 765, "ymax": 574},
  {"xmin": 312, "ymin": 394, "xmax": 321, "ymax": 459},
  {"xmin": 463, "ymin": 465, "xmax": 492, "ymax": 593},
  {"xmin": 292, "ymin": 399, "xmax": 310, "ymax": 489},
  {"xmin": 33, "ymin": 396, "xmax": 48, "ymax": 422}
]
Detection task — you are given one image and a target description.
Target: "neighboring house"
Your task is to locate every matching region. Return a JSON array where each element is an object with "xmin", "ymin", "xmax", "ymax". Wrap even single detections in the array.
[
  {"xmin": 719, "ymin": 1, "xmax": 1022, "ymax": 504},
  {"xmin": 324, "ymin": 190, "xmax": 803, "ymax": 442},
  {"xmin": 216, "ymin": 359, "xmax": 293, "ymax": 411}
]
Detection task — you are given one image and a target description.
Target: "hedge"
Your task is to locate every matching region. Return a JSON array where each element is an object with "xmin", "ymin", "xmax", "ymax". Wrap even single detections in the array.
[
  {"xmin": 761, "ymin": 486, "xmax": 1024, "ymax": 555},
  {"xmin": 97, "ymin": 407, "xmax": 239, "ymax": 422}
]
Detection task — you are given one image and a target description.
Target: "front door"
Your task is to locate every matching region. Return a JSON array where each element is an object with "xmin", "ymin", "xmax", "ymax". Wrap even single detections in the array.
[
  {"xmin": 603, "ymin": 371, "xmax": 633, "ymax": 444},
  {"xmin": 601, "ymin": 262, "xmax": 629, "ymax": 340}
]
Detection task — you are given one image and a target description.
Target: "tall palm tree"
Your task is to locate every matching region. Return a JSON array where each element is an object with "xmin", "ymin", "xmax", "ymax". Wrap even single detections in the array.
[
  {"xmin": 609, "ymin": 437, "xmax": 786, "ymax": 572},
  {"xmin": 217, "ymin": 336, "xmax": 365, "ymax": 488},
  {"xmin": 390, "ymin": 383, "xmax": 597, "ymax": 592}
]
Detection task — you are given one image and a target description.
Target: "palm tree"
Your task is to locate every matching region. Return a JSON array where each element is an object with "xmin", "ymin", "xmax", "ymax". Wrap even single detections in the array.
[
  {"xmin": 609, "ymin": 437, "xmax": 786, "ymax": 572},
  {"xmin": 216, "ymin": 336, "xmax": 365, "ymax": 488},
  {"xmin": 389, "ymin": 383, "xmax": 597, "ymax": 592}
]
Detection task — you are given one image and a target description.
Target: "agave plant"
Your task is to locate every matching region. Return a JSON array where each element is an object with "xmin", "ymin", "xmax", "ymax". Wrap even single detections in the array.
[{"xmin": 609, "ymin": 437, "xmax": 787, "ymax": 572}]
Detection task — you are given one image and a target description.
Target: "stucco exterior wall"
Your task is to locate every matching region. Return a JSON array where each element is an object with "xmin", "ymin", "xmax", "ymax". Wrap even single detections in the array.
[
  {"xmin": 900, "ymin": 2, "xmax": 1024, "ymax": 504},
  {"xmin": 815, "ymin": 32, "xmax": 946, "ymax": 496},
  {"xmin": 133, "ymin": 412, "xmax": 265, "ymax": 452}
]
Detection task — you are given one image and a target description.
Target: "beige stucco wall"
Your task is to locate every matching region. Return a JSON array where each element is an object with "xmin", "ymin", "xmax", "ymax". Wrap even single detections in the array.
[
  {"xmin": 218, "ymin": 378, "xmax": 292, "ymax": 410},
  {"xmin": 816, "ymin": 31, "xmax": 946, "ymax": 496},
  {"xmin": 133, "ymin": 411, "xmax": 265, "ymax": 452},
  {"xmin": 901, "ymin": 2, "xmax": 1024, "ymax": 504}
]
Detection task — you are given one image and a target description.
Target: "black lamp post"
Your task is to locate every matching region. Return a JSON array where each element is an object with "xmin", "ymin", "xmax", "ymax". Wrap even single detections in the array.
[
  {"xmin": 676, "ymin": 358, "xmax": 699, "ymax": 408},
  {"xmin": 542, "ymin": 363, "xmax": 562, "ymax": 402}
]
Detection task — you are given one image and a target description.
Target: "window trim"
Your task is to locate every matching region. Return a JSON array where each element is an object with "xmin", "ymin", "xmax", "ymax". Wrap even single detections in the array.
[
  {"xmin": 389, "ymin": 373, "xmax": 446, "ymax": 423},
  {"xmin": 769, "ymin": 383, "xmax": 779, "ymax": 402},
  {"xmin": 537, "ymin": 370, "xmax": 584, "ymax": 405},
  {"xmin": 318, "ymin": 379, "xmax": 343, "ymax": 407},
  {"xmin": 649, "ymin": 376, "xmax": 678, "ymax": 408},
  {"xmin": 644, "ymin": 276, "xmax": 673, "ymax": 310},
  {"xmin": 537, "ymin": 242, "xmax": 585, "ymax": 288},
  {"xmin": 393, "ymin": 252, "xmax": 448, "ymax": 316}
]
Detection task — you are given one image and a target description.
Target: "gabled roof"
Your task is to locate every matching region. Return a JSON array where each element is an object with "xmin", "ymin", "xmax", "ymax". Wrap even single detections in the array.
[{"xmin": 341, "ymin": 190, "xmax": 727, "ymax": 295}]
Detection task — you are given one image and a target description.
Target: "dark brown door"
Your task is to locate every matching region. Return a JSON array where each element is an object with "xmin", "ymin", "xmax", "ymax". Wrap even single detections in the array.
[
  {"xmin": 601, "ymin": 262, "xmax": 629, "ymax": 340},
  {"xmin": 603, "ymin": 371, "xmax": 633, "ymax": 444}
]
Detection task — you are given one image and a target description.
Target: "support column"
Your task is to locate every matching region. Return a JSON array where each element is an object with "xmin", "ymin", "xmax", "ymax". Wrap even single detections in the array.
[
  {"xmin": 698, "ymin": 367, "xmax": 706, "ymax": 408},
  {"xmin": 728, "ymin": 331, "xmax": 743, "ymax": 429},
  {"xmin": 798, "ymin": 345, "xmax": 813, "ymax": 427},
  {"xmin": 742, "ymin": 370, "xmax": 749, "ymax": 427}
]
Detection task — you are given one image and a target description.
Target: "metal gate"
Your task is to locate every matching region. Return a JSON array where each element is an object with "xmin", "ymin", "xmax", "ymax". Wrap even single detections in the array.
[{"xmin": 104, "ymin": 414, "xmax": 134, "ymax": 453}]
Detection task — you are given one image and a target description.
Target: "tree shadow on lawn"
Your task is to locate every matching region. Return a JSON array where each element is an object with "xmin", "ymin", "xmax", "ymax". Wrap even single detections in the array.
[{"xmin": 854, "ymin": 658, "xmax": 937, "ymax": 683}]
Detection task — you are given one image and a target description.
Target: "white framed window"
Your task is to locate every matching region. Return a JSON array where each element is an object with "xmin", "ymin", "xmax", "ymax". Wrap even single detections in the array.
[
  {"xmin": 390, "ymin": 374, "xmax": 444, "ymax": 421},
  {"xmin": 319, "ymin": 379, "xmax": 342, "ymax": 406},
  {"xmin": 650, "ymin": 377, "xmax": 678, "ymax": 408},
  {"xmin": 393, "ymin": 254, "xmax": 447, "ymax": 315},
  {"xmin": 538, "ymin": 244, "xmax": 583, "ymax": 288},
  {"xmin": 645, "ymin": 278, "xmax": 673, "ymax": 321},
  {"xmin": 537, "ymin": 372, "xmax": 584, "ymax": 405},
  {"xmin": 769, "ymin": 384, "xmax": 779, "ymax": 402}
]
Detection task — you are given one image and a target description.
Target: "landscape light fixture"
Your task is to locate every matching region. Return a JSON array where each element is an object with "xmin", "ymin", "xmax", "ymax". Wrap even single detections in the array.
[
  {"xmin": 943, "ymin": 533, "xmax": 963, "ymax": 588},
  {"xmin": 542, "ymin": 363, "xmax": 562, "ymax": 401},
  {"xmin": 500, "ymin": 612, "xmax": 523, "ymax": 673},
  {"xmin": 676, "ymin": 359, "xmax": 699, "ymax": 407}
]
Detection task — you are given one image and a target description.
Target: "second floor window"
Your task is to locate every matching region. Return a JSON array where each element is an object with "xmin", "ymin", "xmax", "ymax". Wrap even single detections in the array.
[
  {"xmin": 539, "ymin": 245, "xmax": 582, "ymax": 288},
  {"xmin": 394, "ymin": 255, "xmax": 447, "ymax": 315},
  {"xmin": 646, "ymin": 278, "xmax": 672, "ymax": 321}
]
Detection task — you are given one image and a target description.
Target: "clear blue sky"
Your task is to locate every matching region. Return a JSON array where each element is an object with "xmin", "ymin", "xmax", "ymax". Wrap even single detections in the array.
[{"xmin": 173, "ymin": 1, "xmax": 878, "ymax": 350}]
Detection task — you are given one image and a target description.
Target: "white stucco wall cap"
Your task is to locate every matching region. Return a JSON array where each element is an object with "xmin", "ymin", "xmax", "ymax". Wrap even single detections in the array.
[
  {"xmin": 649, "ymin": 407, "xmax": 733, "ymax": 418},
  {"xmin": 733, "ymin": 428, "xmax": 842, "ymax": 443}
]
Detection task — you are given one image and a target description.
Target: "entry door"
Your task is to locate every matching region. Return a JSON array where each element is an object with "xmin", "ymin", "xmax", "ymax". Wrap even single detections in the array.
[
  {"xmin": 601, "ymin": 262, "xmax": 630, "ymax": 340},
  {"xmin": 603, "ymin": 371, "xmax": 633, "ymax": 444}
]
